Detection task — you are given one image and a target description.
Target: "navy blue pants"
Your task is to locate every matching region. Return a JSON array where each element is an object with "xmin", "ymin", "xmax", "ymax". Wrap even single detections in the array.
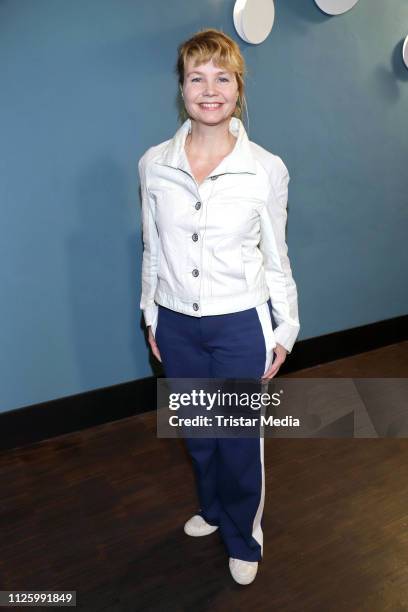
[{"xmin": 155, "ymin": 300, "xmax": 276, "ymax": 562}]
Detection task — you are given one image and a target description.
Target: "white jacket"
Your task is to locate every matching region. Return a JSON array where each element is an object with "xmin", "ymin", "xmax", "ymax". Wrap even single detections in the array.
[{"xmin": 138, "ymin": 116, "xmax": 300, "ymax": 353}]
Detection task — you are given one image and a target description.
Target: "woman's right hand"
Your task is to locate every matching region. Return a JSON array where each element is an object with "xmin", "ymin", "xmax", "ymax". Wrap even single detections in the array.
[{"xmin": 147, "ymin": 326, "xmax": 162, "ymax": 362}]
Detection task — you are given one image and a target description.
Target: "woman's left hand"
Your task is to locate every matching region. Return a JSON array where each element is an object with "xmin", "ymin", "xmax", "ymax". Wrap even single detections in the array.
[{"xmin": 261, "ymin": 343, "xmax": 287, "ymax": 381}]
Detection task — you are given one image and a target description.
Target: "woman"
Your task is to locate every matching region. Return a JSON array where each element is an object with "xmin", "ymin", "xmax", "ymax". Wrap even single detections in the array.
[{"xmin": 138, "ymin": 28, "xmax": 300, "ymax": 585}]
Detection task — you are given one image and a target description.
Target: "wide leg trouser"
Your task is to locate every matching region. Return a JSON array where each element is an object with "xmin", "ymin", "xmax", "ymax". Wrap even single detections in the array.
[{"xmin": 154, "ymin": 301, "xmax": 276, "ymax": 562}]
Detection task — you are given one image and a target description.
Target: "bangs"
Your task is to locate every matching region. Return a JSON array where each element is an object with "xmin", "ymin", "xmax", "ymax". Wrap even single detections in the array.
[{"xmin": 184, "ymin": 43, "xmax": 240, "ymax": 75}]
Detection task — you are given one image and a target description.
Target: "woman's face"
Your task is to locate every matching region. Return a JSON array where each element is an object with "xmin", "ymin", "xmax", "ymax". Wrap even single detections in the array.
[{"xmin": 181, "ymin": 57, "xmax": 239, "ymax": 126}]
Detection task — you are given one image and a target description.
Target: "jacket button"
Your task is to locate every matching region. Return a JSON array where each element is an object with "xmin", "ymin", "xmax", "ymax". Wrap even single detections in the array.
[
  {"xmin": 192, "ymin": 233, "xmax": 198, "ymax": 242},
  {"xmin": 193, "ymin": 303, "xmax": 199, "ymax": 311},
  {"xmin": 195, "ymin": 201, "xmax": 201, "ymax": 210},
  {"xmin": 192, "ymin": 269, "xmax": 199, "ymax": 277}
]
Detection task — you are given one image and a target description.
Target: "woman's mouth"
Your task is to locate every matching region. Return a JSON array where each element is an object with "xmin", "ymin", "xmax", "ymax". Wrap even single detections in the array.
[{"xmin": 199, "ymin": 103, "xmax": 223, "ymax": 110}]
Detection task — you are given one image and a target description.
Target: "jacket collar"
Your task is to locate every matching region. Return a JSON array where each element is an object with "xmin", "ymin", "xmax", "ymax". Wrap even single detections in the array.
[{"xmin": 155, "ymin": 116, "xmax": 257, "ymax": 177}]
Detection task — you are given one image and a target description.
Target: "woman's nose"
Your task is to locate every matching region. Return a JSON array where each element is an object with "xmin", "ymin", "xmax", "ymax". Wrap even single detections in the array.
[{"xmin": 203, "ymin": 81, "xmax": 217, "ymax": 95}]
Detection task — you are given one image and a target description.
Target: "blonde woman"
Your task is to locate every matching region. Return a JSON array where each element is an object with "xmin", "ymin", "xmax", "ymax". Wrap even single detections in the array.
[{"xmin": 138, "ymin": 28, "xmax": 300, "ymax": 585}]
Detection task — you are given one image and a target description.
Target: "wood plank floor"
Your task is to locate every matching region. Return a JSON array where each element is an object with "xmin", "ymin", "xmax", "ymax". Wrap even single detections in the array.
[{"xmin": 1, "ymin": 342, "xmax": 408, "ymax": 611}]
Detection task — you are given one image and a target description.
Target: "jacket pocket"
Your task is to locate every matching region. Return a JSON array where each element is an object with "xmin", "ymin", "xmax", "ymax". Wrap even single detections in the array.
[
  {"xmin": 212, "ymin": 236, "xmax": 245, "ymax": 278},
  {"xmin": 241, "ymin": 244, "xmax": 264, "ymax": 288},
  {"xmin": 210, "ymin": 235, "xmax": 247, "ymax": 297}
]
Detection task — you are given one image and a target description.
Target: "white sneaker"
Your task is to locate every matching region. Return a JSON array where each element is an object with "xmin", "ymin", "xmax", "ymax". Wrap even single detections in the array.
[
  {"xmin": 184, "ymin": 514, "xmax": 219, "ymax": 537},
  {"xmin": 229, "ymin": 557, "xmax": 259, "ymax": 585}
]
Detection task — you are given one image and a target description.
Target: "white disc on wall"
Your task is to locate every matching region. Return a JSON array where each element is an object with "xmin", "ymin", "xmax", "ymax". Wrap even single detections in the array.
[
  {"xmin": 403, "ymin": 35, "xmax": 408, "ymax": 69},
  {"xmin": 233, "ymin": 0, "xmax": 275, "ymax": 45},
  {"xmin": 314, "ymin": 0, "xmax": 359, "ymax": 16}
]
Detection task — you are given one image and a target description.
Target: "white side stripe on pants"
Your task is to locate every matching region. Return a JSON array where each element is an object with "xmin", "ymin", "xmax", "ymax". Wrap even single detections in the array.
[{"xmin": 251, "ymin": 302, "xmax": 277, "ymax": 556}]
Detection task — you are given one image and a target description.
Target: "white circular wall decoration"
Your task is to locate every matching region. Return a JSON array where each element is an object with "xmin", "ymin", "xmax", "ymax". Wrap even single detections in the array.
[
  {"xmin": 233, "ymin": 0, "xmax": 275, "ymax": 45},
  {"xmin": 314, "ymin": 0, "xmax": 359, "ymax": 16},
  {"xmin": 403, "ymin": 35, "xmax": 408, "ymax": 69}
]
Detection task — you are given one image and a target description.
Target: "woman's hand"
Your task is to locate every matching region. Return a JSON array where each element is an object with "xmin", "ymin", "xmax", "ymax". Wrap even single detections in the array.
[
  {"xmin": 261, "ymin": 343, "xmax": 287, "ymax": 380},
  {"xmin": 147, "ymin": 326, "xmax": 162, "ymax": 362}
]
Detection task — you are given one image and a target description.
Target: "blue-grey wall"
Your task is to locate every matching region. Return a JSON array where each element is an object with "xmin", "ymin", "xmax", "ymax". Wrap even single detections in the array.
[{"xmin": 1, "ymin": 0, "xmax": 407, "ymax": 414}]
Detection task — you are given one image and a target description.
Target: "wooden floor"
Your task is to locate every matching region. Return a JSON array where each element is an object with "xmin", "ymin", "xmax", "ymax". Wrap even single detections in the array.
[{"xmin": 1, "ymin": 342, "xmax": 408, "ymax": 611}]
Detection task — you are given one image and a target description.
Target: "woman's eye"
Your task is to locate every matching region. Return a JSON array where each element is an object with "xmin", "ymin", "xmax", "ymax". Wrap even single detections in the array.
[{"xmin": 190, "ymin": 76, "xmax": 230, "ymax": 83}]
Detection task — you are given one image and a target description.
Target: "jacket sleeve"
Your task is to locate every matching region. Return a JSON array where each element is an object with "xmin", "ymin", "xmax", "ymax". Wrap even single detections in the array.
[
  {"xmin": 259, "ymin": 158, "xmax": 300, "ymax": 353},
  {"xmin": 138, "ymin": 154, "xmax": 159, "ymax": 332}
]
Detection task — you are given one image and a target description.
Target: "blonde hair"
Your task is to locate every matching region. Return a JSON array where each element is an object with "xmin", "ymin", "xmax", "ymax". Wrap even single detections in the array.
[{"xmin": 175, "ymin": 28, "xmax": 248, "ymax": 126}]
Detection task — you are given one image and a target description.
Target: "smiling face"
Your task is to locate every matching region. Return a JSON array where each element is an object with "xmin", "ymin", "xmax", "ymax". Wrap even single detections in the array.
[{"xmin": 181, "ymin": 57, "xmax": 239, "ymax": 126}]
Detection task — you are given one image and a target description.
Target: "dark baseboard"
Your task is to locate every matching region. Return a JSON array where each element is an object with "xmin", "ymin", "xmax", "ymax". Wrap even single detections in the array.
[
  {"xmin": 282, "ymin": 313, "xmax": 408, "ymax": 373},
  {"xmin": 0, "ymin": 377, "xmax": 158, "ymax": 453},
  {"xmin": 1, "ymin": 314, "xmax": 407, "ymax": 452}
]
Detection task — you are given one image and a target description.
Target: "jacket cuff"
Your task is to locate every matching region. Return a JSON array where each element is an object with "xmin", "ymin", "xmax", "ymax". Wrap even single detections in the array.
[
  {"xmin": 142, "ymin": 303, "xmax": 158, "ymax": 329},
  {"xmin": 273, "ymin": 322, "xmax": 300, "ymax": 354}
]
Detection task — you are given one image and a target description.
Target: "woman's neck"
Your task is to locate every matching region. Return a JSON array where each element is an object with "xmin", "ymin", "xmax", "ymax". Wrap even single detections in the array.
[{"xmin": 185, "ymin": 117, "xmax": 237, "ymax": 160}]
